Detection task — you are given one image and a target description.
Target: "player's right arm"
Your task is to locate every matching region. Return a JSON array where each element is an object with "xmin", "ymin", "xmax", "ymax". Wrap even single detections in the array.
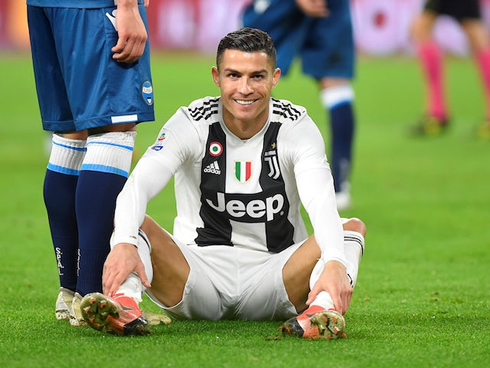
[
  {"xmin": 102, "ymin": 155, "xmax": 174, "ymax": 295},
  {"xmin": 112, "ymin": 0, "xmax": 148, "ymax": 63},
  {"xmin": 103, "ymin": 242, "xmax": 150, "ymax": 296},
  {"xmin": 104, "ymin": 108, "xmax": 200, "ymax": 294}
]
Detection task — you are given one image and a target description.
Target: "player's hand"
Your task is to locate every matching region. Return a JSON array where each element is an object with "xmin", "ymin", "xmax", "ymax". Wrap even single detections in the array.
[
  {"xmin": 102, "ymin": 242, "xmax": 151, "ymax": 296},
  {"xmin": 295, "ymin": 0, "xmax": 329, "ymax": 17},
  {"xmin": 112, "ymin": 1, "xmax": 148, "ymax": 63},
  {"xmin": 306, "ymin": 260, "xmax": 352, "ymax": 315}
]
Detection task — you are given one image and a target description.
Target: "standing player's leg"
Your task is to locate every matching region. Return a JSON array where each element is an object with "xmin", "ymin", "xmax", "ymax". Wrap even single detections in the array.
[
  {"xmin": 320, "ymin": 78, "xmax": 355, "ymax": 210},
  {"xmin": 74, "ymin": 126, "xmax": 136, "ymax": 307},
  {"xmin": 304, "ymin": 0, "xmax": 357, "ymax": 210},
  {"xmin": 45, "ymin": 132, "xmax": 87, "ymax": 321},
  {"xmin": 27, "ymin": 5, "xmax": 87, "ymax": 322},
  {"xmin": 47, "ymin": 6, "xmax": 155, "ymax": 325},
  {"xmin": 462, "ymin": 18, "xmax": 490, "ymax": 138},
  {"xmin": 411, "ymin": 6, "xmax": 449, "ymax": 135}
]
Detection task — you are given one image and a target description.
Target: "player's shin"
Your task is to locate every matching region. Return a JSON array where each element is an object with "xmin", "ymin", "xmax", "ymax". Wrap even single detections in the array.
[
  {"xmin": 321, "ymin": 84, "xmax": 355, "ymax": 210},
  {"xmin": 112, "ymin": 230, "xmax": 153, "ymax": 302},
  {"xmin": 76, "ymin": 131, "xmax": 136, "ymax": 295},
  {"xmin": 308, "ymin": 228, "xmax": 364, "ymax": 310},
  {"xmin": 45, "ymin": 135, "xmax": 87, "ymax": 323},
  {"xmin": 343, "ymin": 230, "xmax": 364, "ymax": 288}
]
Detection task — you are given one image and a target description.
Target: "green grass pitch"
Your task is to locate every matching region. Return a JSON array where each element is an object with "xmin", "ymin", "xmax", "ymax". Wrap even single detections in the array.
[{"xmin": 0, "ymin": 52, "xmax": 489, "ymax": 367}]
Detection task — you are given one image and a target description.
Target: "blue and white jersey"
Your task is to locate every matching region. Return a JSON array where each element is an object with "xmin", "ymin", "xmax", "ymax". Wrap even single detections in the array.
[
  {"xmin": 113, "ymin": 97, "xmax": 346, "ymax": 265},
  {"xmin": 26, "ymin": 0, "xmax": 144, "ymax": 8}
]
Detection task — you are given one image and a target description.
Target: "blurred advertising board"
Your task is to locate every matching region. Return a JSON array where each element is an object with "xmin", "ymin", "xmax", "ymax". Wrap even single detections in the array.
[{"xmin": 3, "ymin": 0, "xmax": 490, "ymax": 56}]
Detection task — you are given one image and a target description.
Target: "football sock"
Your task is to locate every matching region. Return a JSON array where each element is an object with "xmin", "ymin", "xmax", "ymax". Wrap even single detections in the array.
[
  {"xmin": 476, "ymin": 48, "xmax": 490, "ymax": 119},
  {"xmin": 112, "ymin": 230, "xmax": 153, "ymax": 302},
  {"xmin": 309, "ymin": 229, "xmax": 365, "ymax": 311},
  {"xmin": 321, "ymin": 84, "xmax": 355, "ymax": 192},
  {"xmin": 309, "ymin": 291, "xmax": 335, "ymax": 311},
  {"xmin": 418, "ymin": 40, "xmax": 447, "ymax": 119},
  {"xmin": 44, "ymin": 134, "xmax": 87, "ymax": 291},
  {"xmin": 75, "ymin": 131, "xmax": 136, "ymax": 296},
  {"xmin": 342, "ymin": 230, "xmax": 365, "ymax": 287}
]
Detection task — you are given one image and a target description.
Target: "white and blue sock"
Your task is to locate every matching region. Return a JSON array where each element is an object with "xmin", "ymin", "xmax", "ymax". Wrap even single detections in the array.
[
  {"xmin": 321, "ymin": 84, "xmax": 355, "ymax": 193},
  {"xmin": 75, "ymin": 131, "xmax": 136, "ymax": 295},
  {"xmin": 44, "ymin": 134, "xmax": 87, "ymax": 292}
]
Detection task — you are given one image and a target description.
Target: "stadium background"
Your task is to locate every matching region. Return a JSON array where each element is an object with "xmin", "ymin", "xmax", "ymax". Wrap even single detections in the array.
[{"xmin": 3, "ymin": 0, "xmax": 490, "ymax": 55}]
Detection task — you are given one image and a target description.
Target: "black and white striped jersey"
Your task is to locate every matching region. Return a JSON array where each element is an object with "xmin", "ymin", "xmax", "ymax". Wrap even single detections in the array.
[{"xmin": 114, "ymin": 96, "xmax": 346, "ymax": 264}]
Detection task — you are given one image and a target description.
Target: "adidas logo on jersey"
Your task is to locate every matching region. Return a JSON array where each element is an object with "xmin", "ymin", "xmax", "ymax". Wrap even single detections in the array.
[{"xmin": 204, "ymin": 161, "xmax": 221, "ymax": 175}]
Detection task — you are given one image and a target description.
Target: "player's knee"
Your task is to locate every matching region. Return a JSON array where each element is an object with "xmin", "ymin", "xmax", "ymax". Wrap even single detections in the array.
[
  {"xmin": 88, "ymin": 122, "xmax": 136, "ymax": 135},
  {"xmin": 342, "ymin": 217, "xmax": 366, "ymax": 237},
  {"xmin": 411, "ymin": 14, "xmax": 435, "ymax": 42},
  {"xmin": 56, "ymin": 130, "xmax": 88, "ymax": 140}
]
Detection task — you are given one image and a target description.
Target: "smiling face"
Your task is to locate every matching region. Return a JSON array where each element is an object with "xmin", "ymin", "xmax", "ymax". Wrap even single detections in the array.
[{"xmin": 212, "ymin": 49, "xmax": 281, "ymax": 139}]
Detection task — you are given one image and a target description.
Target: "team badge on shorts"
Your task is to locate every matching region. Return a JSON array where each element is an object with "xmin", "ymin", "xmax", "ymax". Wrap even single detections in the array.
[{"xmin": 142, "ymin": 81, "xmax": 154, "ymax": 105}]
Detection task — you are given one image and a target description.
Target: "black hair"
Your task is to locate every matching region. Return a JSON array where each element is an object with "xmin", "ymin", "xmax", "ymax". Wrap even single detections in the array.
[{"xmin": 216, "ymin": 27, "xmax": 277, "ymax": 69}]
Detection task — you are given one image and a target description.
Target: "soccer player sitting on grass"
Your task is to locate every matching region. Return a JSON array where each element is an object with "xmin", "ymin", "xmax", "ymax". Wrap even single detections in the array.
[{"xmin": 80, "ymin": 27, "xmax": 366, "ymax": 339}]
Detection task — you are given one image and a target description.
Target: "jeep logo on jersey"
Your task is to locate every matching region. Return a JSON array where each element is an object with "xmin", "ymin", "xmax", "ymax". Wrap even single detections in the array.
[{"xmin": 206, "ymin": 192, "xmax": 284, "ymax": 222}]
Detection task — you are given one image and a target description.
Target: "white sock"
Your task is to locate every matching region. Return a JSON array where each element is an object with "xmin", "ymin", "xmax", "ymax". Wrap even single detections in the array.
[
  {"xmin": 110, "ymin": 230, "xmax": 153, "ymax": 302},
  {"xmin": 320, "ymin": 84, "xmax": 355, "ymax": 109},
  {"xmin": 48, "ymin": 134, "xmax": 87, "ymax": 174},
  {"xmin": 308, "ymin": 229, "xmax": 365, "ymax": 310},
  {"xmin": 81, "ymin": 131, "xmax": 136, "ymax": 177},
  {"xmin": 343, "ymin": 230, "xmax": 364, "ymax": 287},
  {"xmin": 308, "ymin": 261, "xmax": 335, "ymax": 310}
]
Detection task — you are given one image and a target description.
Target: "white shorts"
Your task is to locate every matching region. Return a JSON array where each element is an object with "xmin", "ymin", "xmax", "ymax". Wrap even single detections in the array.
[{"xmin": 146, "ymin": 235, "xmax": 304, "ymax": 321}]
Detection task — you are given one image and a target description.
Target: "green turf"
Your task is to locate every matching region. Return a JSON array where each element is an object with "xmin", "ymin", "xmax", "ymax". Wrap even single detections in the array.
[{"xmin": 1, "ymin": 52, "xmax": 489, "ymax": 368}]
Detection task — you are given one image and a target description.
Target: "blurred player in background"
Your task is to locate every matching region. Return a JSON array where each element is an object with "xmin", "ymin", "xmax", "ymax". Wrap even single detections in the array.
[
  {"xmin": 79, "ymin": 27, "xmax": 366, "ymax": 339},
  {"xmin": 27, "ymin": 0, "xmax": 154, "ymax": 326},
  {"xmin": 411, "ymin": 0, "xmax": 490, "ymax": 138},
  {"xmin": 242, "ymin": 0, "xmax": 357, "ymax": 210}
]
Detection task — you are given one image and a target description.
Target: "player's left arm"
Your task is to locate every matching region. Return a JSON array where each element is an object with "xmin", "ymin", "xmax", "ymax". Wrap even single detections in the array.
[
  {"xmin": 112, "ymin": 0, "xmax": 149, "ymax": 63},
  {"xmin": 290, "ymin": 116, "xmax": 352, "ymax": 314},
  {"xmin": 298, "ymin": 166, "xmax": 353, "ymax": 314}
]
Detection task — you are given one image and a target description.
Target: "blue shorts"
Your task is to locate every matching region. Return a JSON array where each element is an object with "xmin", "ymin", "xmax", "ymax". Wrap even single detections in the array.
[
  {"xmin": 27, "ymin": 5, "xmax": 154, "ymax": 132},
  {"xmin": 243, "ymin": 0, "xmax": 355, "ymax": 80}
]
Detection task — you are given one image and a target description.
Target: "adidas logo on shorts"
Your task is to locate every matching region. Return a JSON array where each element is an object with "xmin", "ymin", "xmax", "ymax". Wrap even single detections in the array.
[{"xmin": 204, "ymin": 161, "xmax": 221, "ymax": 175}]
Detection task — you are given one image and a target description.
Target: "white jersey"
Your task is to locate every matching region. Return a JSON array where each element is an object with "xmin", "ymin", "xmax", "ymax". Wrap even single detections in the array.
[{"xmin": 113, "ymin": 96, "xmax": 346, "ymax": 265}]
